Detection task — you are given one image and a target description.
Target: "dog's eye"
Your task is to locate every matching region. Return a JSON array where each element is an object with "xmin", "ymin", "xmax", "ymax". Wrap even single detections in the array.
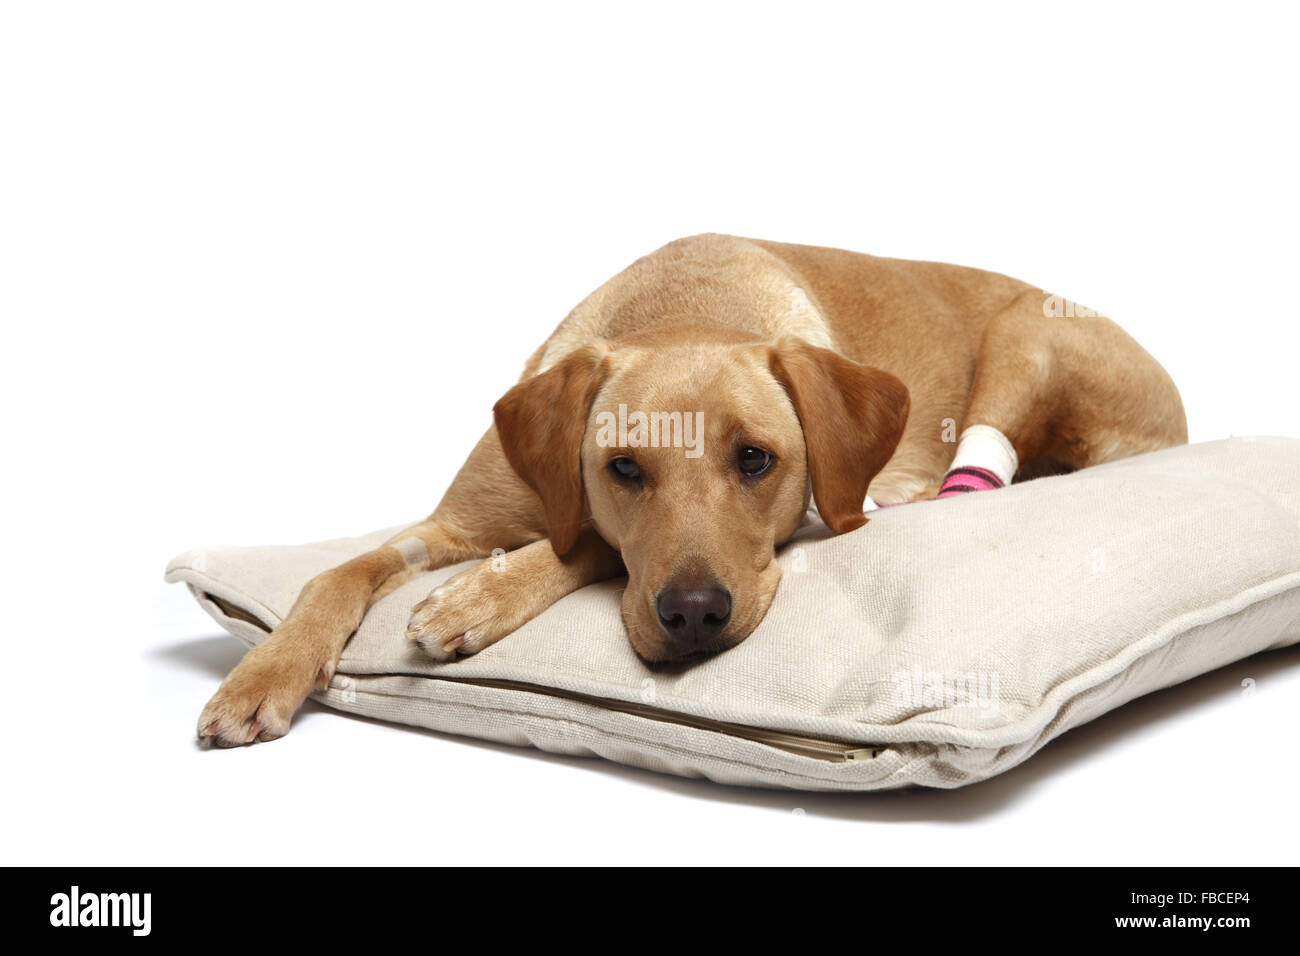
[
  {"xmin": 608, "ymin": 457, "xmax": 642, "ymax": 482},
  {"xmin": 737, "ymin": 446, "xmax": 774, "ymax": 477}
]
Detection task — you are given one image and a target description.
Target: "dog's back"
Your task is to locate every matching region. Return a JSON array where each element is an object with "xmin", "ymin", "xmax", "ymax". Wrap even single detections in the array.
[{"xmin": 530, "ymin": 233, "xmax": 1042, "ymax": 499}]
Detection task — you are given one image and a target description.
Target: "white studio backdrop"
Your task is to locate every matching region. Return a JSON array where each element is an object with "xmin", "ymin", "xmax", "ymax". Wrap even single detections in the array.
[{"xmin": 2, "ymin": 2, "xmax": 1297, "ymax": 864}]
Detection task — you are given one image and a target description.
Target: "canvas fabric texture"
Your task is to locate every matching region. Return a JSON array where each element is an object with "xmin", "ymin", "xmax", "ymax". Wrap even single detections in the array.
[{"xmin": 166, "ymin": 438, "xmax": 1300, "ymax": 791}]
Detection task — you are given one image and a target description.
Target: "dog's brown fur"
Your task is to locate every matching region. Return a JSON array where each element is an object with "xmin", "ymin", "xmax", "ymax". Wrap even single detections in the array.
[{"xmin": 198, "ymin": 234, "xmax": 1186, "ymax": 747}]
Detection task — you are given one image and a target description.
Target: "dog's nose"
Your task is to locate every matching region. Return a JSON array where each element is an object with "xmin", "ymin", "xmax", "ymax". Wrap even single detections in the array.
[{"xmin": 655, "ymin": 579, "xmax": 732, "ymax": 646}]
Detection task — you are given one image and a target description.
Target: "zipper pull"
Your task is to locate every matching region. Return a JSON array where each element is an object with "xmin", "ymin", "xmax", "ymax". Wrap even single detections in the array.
[{"xmin": 842, "ymin": 746, "xmax": 883, "ymax": 761}]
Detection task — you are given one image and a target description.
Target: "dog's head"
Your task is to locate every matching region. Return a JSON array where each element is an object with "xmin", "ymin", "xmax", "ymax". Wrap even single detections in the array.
[{"xmin": 493, "ymin": 334, "xmax": 909, "ymax": 661}]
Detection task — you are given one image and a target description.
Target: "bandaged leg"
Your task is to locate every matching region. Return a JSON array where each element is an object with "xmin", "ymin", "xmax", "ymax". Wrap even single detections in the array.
[{"xmin": 937, "ymin": 425, "xmax": 1018, "ymax": 499}]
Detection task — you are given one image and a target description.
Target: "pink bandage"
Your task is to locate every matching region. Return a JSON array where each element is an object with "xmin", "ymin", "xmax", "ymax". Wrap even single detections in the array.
[{"xmin": 936, "ymin": 465, "xmax": 1005, "ymax": 498}]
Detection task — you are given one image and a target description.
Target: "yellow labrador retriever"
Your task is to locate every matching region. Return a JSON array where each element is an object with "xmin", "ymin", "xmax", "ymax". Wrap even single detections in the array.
[{"xmin": 198, "ymin": 234, "xmax": 1186, "ymax": 747}]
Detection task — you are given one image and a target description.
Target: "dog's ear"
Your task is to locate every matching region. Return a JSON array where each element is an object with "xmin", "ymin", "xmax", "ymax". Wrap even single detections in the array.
[
  {"xmin": 493, "ymin": 347, "xmax": 609, "ymax": 556},
  {"xmin": 769, "ymin": 338, "xmax": 910, "ymax": 534}
]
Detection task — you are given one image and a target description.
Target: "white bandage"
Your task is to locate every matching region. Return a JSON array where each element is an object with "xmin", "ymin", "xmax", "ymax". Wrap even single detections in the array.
[
  {"xmin": 950, "ymin": 425, "xmax": 1019, "ymax": 487},
  {"xmin": 394, "ymin": 536, "xmax": 430, "ymax": 568}
]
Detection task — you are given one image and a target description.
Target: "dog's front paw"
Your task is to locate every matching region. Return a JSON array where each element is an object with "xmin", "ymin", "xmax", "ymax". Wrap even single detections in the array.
[
  {"xmin": 197, "ymin": 644, "xmax": 319, "ymax": 748},
  {"xmin": 406, "ymin": 561, "xmax": 527, "ymax": 661}
]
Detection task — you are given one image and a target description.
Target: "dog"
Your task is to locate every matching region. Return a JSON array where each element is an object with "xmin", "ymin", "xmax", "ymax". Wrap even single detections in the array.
[{"xmin": 197, "ymin": 234, "xmax": 1187, "ymax": 747}]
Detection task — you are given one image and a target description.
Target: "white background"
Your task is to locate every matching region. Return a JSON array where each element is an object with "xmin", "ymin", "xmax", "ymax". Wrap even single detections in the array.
[{"xmin": 3, "ymin": 2, "xmax": 1298, "ymax": 865}]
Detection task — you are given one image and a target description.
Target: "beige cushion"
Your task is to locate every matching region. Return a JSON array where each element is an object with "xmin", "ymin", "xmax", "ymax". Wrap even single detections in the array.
[{"xmin": 166, "ymin": 437, "xmax": 1300, "ymax": 791}]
